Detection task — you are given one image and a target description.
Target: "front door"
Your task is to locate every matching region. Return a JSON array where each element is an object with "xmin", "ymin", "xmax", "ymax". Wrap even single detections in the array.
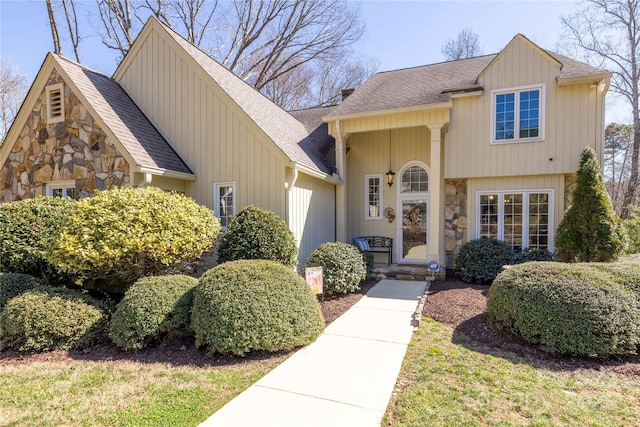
[{"xmin": 397, "ymin": 162, "xmax": 430, "ymax": 264}]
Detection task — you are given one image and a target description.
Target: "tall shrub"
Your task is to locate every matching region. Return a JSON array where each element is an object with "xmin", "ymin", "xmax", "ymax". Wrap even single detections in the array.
[
  {"xmin": 555, "ymin": 147, "xmax": 625, "ymax": 262},
  {"xmin": 46, "ymin": 187, "xmax": 220, "ymax": 291},
  {"xmin": 217, "ymin": 206, "xmax": 297, "ymax": 268},
  {"xmin": 623, "ymin": 206, "xmax": 640, "ymax": 254}
]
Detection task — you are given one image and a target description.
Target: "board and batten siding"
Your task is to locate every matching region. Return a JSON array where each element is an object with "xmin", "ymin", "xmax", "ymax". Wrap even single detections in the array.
[
  {"xmin": 114, "ymin": 25, "xmax": 289, "ymax": 218},
  {"xmin": 289, "ymin": 172, "xmax": 336, "ymax": 267},
  {"xmin": 446, "ymin": 37, "xmax": 605, "ymax": 179}
]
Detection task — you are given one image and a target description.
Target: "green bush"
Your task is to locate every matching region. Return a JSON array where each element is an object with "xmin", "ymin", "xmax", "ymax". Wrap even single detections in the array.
[
  {"xmin": 623, "ymin": 206, "xmax": 640, "ymax": 254},
  {"xmin": 110, "ymin": 275, "xmax": 199, "ymax": 350},
  {"xmin": 0, "ymin": 197, "xmax": 75, "ymax": 284},
  {"xmin": 305, "ymin": 242, "xmax": 367, "ymax": 295},
  {"xmin": 590, "ymin": 259, "xmax": 640, "ymax": 297},
  {"xmin": 0, "ymin": 273, "xmax": 43, "ymax": 309},
  {"xmin": 191, "ymin": 260, "xmax": 324, "ymax": 356},
  {"xmin": 0, "ymin": 286, "xmax": 111, "ymax": 352},
  {"xmin": 512, "ymin": 247, "xmax": 554, "ymax": 264},
  {"xmin": 456, "ymin": 238, "xmax": 514, "ymax": 284},
  {"xmin": 217, "ymin": 206, "xmax": 297, "ymax": 268},
  {"xmin": 487, "ymin": 262, "xmax": 640, "ymax": 358},
  {"xmin": 46, "ymin": 187, "xmax": 220, "ymax": 291},
  {"xmin": 556, "ymin": 147, "xmax": 625, "ymax": 262}
]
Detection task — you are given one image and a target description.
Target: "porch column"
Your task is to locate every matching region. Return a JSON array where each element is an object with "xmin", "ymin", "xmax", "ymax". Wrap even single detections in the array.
[
  {"xmin": 335, "ymin": 121, "xmax": 347, "ymax": 242},
  {"xmin": 428, "ymin": 123, "xmax": 444, "ymax": 266}
]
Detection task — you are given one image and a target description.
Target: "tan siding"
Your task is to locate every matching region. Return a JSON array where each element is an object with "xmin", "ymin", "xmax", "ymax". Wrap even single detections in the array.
[
  {"xmin": 150, "ymin": 176, "xmax": 187, "ymax": 193},
  {"xmin": 290, "ymin": 173, "xmax": 336, "ymax": 267},
  {"xmin": 114, "ymin": 25, "xmax": 290, "ymax": 218},
  {"xmin": 340, "ymin": 110, "xmax": 449, "ymax": 135},
  {"xmin": 446, "ymin": 37, "xmax": 605, "ymax": 179},
  {"xmin": 466, "ymin": 174, "xmax": 565, "ymax": 249}
]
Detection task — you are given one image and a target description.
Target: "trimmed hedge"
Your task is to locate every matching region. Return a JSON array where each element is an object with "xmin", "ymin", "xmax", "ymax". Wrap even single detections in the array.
[
  {"xmin": 305, "ymin": 242, "xmax": 367, "ymax": 295},
  {"xmin": 0, "ymin": 197, "xmax": 75, "ymax": 284},
  {"xmin": 110, "ymin": 275, "xmax": 199, "ymax": 350},
  {"xmin": 0, "ymin": 273, "xmax": 42, "ymax": 310},
  {"xmin": 46, "ymin": 187, "xmax": 220, "ymax": 291},
  {"xmin": 191, "ymin": 260, "xmax": 324, "ymax": 356},
  {"xmin": 487, "ymin": 262, "xmax": 640, "ymax": 358},
  {"xmin": 512, "ymin": 248, "xmax": 554, "ymax": 264},
  {"xmin": 590, "ymin": 259, "xmax": 640, "ymax": 297},
  {"xmin": 217, "ymin": 206, "xmax": 297, "ymax": 268},
  {"xmin": 0, "ymin": 286, "xmax": 111, "ymax": 352},
  {"xmin": 456, "ymin": 238, "xmax": 514, "ymax": 284}
]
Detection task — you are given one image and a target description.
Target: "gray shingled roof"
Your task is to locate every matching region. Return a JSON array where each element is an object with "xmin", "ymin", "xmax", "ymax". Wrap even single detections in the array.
[
  {"xmin": 327, "ymin": 48, "xmax": 608, "ymax": 118},
  {"xmin": 156, "ymin": 20, "xmax": 333, "ymax": 175},
  {"xmin": 289, "ymin": 106, "xmax": 338, "ymax": 174},
  {"xmin": 54, "ymin": 55, "xmax": 193, "ymax": 175}
]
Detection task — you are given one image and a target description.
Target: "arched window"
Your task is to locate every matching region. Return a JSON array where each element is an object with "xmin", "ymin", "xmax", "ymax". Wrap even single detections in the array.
[{"xmin": 400, "ymin": 165, "xmax": 428, "ymax": 193}]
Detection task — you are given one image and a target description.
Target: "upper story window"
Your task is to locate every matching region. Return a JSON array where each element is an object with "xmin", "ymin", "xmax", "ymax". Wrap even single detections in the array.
[
  {"xmin": 492, "ymin": 84, "xmax": 544, "ymax": 143},
  {"xmin": 214, "ymin": 182, "xmax": 236, "ymax": 229},
  {"xmin": 365, "ymin": 174, "xmax": 382, "ymax": 219},
  {"xmin": 46, "ymin": 83, "xmax": 65, "ymax": 124}
]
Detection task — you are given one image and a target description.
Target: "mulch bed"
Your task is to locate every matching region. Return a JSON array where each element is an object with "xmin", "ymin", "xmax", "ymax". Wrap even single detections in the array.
[
  {"xmin": 424, "ymin": 276, "xmax": 640, "ymax": 377},
  {"xmin": 0, "ymin": 278, "xmax": 378, "ymax": 367}
]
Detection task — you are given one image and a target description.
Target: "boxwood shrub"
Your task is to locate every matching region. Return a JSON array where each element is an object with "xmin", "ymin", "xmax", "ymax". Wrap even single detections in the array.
[
  {"xmin": 305, "ymin": 242, "xmax": 367, "ymax": 295},
  {"xmin": 487, "ymin": 262, "xmax": 640, "ymax": 358},
  {"xmin": 0, "ymin": 273, "xmax": 43, "ymax": 310},
  {"xmin": 0, "ymin": 197, "xmax": 75, "ymax": 284},
  {"xmin": 46, "ymin": 187, "xmax": 220, "ymax": 291},
  {"xmin": 191, "ymin": 260, "xmax": 324, "ymax": 356},
  {"xmin": 590, "ymin": 259, "xmax": 640, "ymax": 298},
  {"xmin": 0, "ymin": 286, "xmax": 111, "ymax": 352},
  {"xmin": 456, "ymin": 238, "xmax": 514, "ymax": 284},
  {"xmin": 512, "ymin": 247, "xmax": 554, "ymax": 264},
  {"xmin": 110, "ymin": 275, "xmax": 199, "ymax": 350},
  {"xmin": 216, "ymin": 206, "xmax": 297, "ymax": 268}
]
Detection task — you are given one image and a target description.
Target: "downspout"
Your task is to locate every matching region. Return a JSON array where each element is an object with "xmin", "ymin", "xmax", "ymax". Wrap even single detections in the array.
[
  {"xmin": 284, "ymin": 167, "xmax": 299, "ymax": 226},
  {"xmin": 137, "ymin": 172, "xmax": 152, "ymax": 188}
]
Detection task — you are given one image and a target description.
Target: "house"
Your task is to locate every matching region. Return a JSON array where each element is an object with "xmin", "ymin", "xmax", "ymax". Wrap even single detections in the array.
[{"xmin": 0, "ymin": 17, "xmax": 611, "ymax": 269}]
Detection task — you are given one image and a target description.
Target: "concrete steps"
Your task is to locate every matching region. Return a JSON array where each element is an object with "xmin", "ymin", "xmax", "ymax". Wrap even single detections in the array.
[{"xmin": 372, "ymin": 264, "xmax": 439, "ymax": 281}]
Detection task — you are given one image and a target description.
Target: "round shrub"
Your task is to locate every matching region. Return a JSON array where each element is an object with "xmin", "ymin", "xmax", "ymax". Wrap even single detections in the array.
[
  {"xmin": 0, "ymin": 286, "xmax": 111, "ymax": 352},
  {"xmin": 0, "ymin": 197, "xmax": 75, "ymax": 284},
  {"xmin": 512, "ymin": 247, "xmax": 554, "ymax": 264},
  {"xmin": 46, "ymin": 187, "xmax": 220, "ymax": 290},
  {"xmin": 0, "ymin": 273, "xmax": 43, "ymax": 309},
  {"xmin": 305, "ymin": 242, "xmax": 367, "ymax": 295},
  {"xmin": 456, "ymin": 238, "xmax": 514, "ymax": 284},
  {"xmin": 487, "ymin": 262, "xmax": 640, "ymax": 358},
  {"xmin": 110, "ymin": 275, "xmax": 199, "ymax": 350},
  {"xmin": 590, "ymin": 260, "xmax": 640, "ymax": 298},
  {"xmin": 217, "ymin": 206, "xmax": 297, "ymax": 268},
  {"xmin": 191, "ymin": 260, "xmax": 324, "ymax": 356}
]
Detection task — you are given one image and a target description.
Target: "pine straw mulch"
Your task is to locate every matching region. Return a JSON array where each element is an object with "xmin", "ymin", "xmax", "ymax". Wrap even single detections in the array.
[
  {"xmin": 0, "ymin": 279, "xmax": 378, "ymax": 368},
  {"xmin": 424, "ymin": 274, "xmax": 640, "ymax": 377}
]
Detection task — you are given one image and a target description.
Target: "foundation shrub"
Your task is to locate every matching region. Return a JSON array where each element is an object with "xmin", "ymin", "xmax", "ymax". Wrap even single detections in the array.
[
  {"xmin": 191, "ymin": 260, "xmax": 324, "ymax": 356},
  {"xmin": 0, "ymin": 286, "xmax": 111, "ymax": 352},
  {"xmin": 305, "ymin": 242, "xmax": 367, "ymax": 295},
  {"xmin": 512, "ymin": 247, "xmax": 554, "ymax": 264},
  {"xmin": 0, "ymin": 197, "xmax": 75, "ymax": 284},
  {"xmin": 217, "ymin": 206, "xmax": 297, "ymax": 268},
  {"xmin": 0, "ymin": 273, "xmax": 43, "ymax": 310},
  {"xmin": 110, "ymin": 275, "xmax": 199, "ymax": 350},
  {"xmin": 456, "ymin": 238, "xmax": 514, "ymax": 284},
  {"xmin": 487, "ymin": 262, "xmax": 640, "ymax": 358},
  {"xmin": 45, "ymin": 187, "xmax": 220, "ymax": 291}
]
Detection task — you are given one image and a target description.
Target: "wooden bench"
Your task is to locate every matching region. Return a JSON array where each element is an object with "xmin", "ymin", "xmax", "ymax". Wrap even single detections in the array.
[{"xmin": 353, "ymin": 236, "xmax": 393, "ymax": 265}]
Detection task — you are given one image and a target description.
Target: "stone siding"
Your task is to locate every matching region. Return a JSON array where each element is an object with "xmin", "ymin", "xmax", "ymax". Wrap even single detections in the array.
[
  {"xmin": 0, "ymin": 70, "xmax": 130, "ymax": 202},
  {"xmin": 444, "ymin": 179, "xmax": 467, "ymax": 269}
]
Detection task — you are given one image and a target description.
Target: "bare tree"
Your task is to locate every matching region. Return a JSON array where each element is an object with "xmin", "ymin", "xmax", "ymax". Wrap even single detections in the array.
[
  {"xmin": 313, "ymin": 54, "xmax": 379, "ymax": 107},
  {"xmin": 0, "ymin": 63, "xmax": 28, "ymax": 142},
  {"xmin": 45, "ymin": 0, "xmax": 62, "ymax": 55},
  {"xmin": 441, "ymin": 28, "xmax": 484, "ymax": 61},
  {"xmin": 61, "ymin": 0, "xmax": 82, "ymax": 62},
  {"xmin": 96, "ymin": 0, "xmax": 136, "ymax": 56},
  {"xmin": 560, "ymin": 0, "xmax": 640, "ymax": 218},
  {"xmin": 604, "ymin": 122, "xmax": 634, "ymax": 212}
]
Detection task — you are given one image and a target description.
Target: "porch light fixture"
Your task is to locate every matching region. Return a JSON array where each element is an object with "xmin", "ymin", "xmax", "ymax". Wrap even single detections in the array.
[{"xmin": 386, "ymin": 130, "xmax": 395, "ymax": 187}]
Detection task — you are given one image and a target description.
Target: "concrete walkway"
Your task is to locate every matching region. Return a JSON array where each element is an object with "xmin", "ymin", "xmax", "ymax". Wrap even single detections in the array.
[{"xmin": 200, "ymin": 279, "xmax": 428, "ymax": 427}]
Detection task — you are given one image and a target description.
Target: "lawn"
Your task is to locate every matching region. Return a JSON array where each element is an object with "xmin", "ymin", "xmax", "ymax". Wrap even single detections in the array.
[
  {"xmin": 383, "ymin": 319, "xmax": 640, "ymax": 427},
  {"xmin": 0, "ymin": 354, "xmax": 286, "ymax": 426}
]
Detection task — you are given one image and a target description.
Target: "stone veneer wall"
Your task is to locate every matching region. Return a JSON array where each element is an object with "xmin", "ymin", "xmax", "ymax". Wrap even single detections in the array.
[
  {"xmin": 444, "ymin": 179, "xmax": 467, "ymax": 269},
  {"xmin": 0, "ymin": 70, "xmax": 130, "ymax": 202}
]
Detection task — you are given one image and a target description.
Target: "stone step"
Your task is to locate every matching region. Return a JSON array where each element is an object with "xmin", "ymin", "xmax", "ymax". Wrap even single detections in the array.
[{"xmin": 371, "ymin": 264, "xmax": 440, "ymax": 281}]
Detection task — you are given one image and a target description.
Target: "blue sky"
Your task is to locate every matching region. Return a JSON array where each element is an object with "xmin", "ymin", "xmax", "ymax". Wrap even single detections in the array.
[{"xmin": 0, "ymin": 0, "xmax": 630, "ymax": 122}]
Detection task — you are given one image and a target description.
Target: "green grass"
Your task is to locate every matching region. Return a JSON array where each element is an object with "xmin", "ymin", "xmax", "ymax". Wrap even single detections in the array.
[
  {"xmin": 0, "ymin": 356, "xmax": 285, "ymax": 426},
  {"xmin": 384, "ymin": 319, "xmax": 640, "ymax": 427}
]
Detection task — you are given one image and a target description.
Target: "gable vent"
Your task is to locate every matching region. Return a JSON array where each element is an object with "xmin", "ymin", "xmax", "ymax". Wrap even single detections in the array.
[{"xmin": 46, "ymin": 83, "xmax": 65, "ymax": 124}]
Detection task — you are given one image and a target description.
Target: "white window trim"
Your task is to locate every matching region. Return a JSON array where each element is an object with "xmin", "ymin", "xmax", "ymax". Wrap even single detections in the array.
[
  {"xmin": 214, "ymin": 182, "xmax": 236, "ymax": 230},
  {"xmin": 365, "ymin": 174, "xmax": 383, "ymax": 220},
  {"xmin": 46, "ymin": 83, "xmax": 65, "ymax": 124},
  {"xmin": 475, "ymin": 189, "xmax": 554, "ymax": 251},
  {"xmin": 46, "ymin": 180, "xmax": 76, "ymax": 198},
  {"xmin": 491, "ymin": 83, "xmax": 545, "ymax": 144}
]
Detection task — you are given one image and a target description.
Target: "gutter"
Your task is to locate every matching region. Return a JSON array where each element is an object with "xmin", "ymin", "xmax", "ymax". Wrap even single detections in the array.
[
  {"xmin": 136, "ymin": 165, "xmax": 197, "ymax": 181},
  {"xmin": 289, "ymin": 161, "xmax": 343, "ymax": 185}
]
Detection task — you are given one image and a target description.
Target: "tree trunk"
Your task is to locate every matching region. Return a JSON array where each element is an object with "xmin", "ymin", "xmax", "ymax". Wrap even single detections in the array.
[{"xmin": 45, "ymin": 0, "xmax": 61, "ymax": 55}]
